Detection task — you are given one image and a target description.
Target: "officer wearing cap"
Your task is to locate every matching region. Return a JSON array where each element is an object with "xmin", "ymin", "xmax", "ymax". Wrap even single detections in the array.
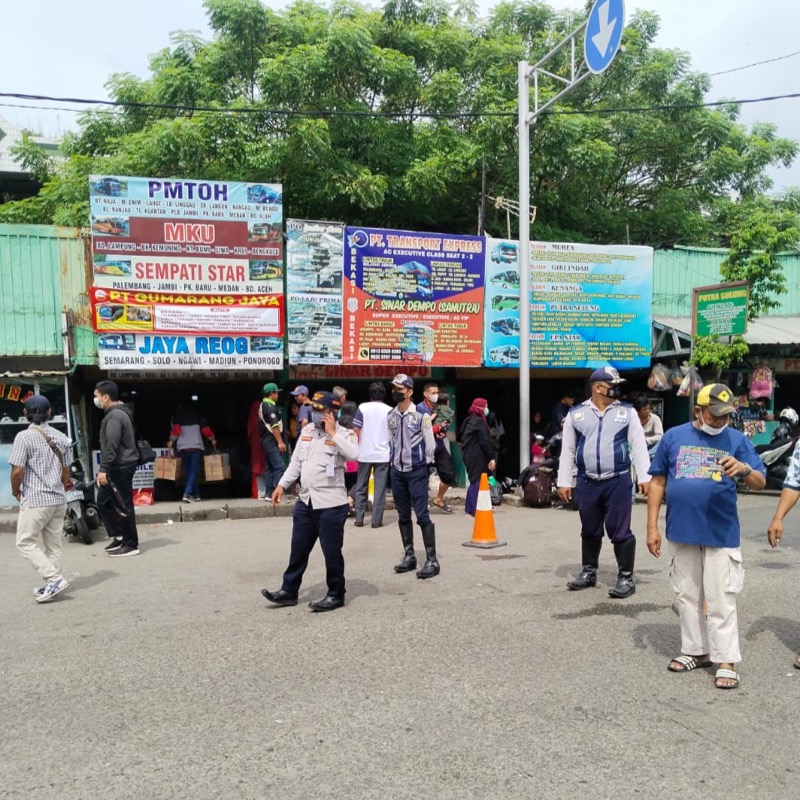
[
  {"xmin": 260, "ymin": 382, "xmax": 286, "ymax": 498},
  {"xmin": 388, "ymin": 373, "xmax": 439, "ymax": 579},
  {"xmin": 557, "ymin": 366, "xmax": 651, "ymax": 598},
  {"xmin": 9, "ymin": 395, "xmax": 72, "ymax": 603},
  {"xmin": 261, "ymin": 391, "xmax": 359, "ymax": 612},
  {"xmin": 647, "ymin": 383, "xmax": 764, "ymax": 689}
]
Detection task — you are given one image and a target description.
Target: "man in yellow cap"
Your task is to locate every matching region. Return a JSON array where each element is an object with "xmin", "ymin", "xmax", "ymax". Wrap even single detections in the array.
[{"xmin": 647, "ymin": 383, "xmax": 765, "ymax": 690}]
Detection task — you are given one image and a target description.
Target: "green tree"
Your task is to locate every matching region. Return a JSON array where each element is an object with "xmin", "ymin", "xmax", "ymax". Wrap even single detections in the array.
[{"xmin": 0, "ymin": 0, "xmax": 796, "ymax": 241}]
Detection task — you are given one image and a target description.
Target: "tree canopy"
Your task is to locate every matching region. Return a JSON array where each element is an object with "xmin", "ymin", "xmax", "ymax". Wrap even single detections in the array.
[{"xmin": 2, "ymin": 0, "xmax": 798, "ymax": 246}]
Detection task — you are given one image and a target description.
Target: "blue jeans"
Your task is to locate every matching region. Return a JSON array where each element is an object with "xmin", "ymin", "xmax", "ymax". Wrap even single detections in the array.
[
  {"xmin": 180, "ymin": 450, "xmax": 203, "ymax": 498},
  {"xmin": 263, "ymin": 444, "xmax": 285, "ymax": 495}
]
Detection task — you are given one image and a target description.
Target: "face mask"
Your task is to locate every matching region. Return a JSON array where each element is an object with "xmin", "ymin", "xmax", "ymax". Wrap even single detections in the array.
[
  {"xmin": 93, "ymin": 397, "xmax": 104, "ymax": 410},
  {"xmin": 428, "ymin": 393, "xmax": 439, "ymax": 404},
  {"xmin": 311, "ymin": 410, "xmax": 326, "ymax": 428},
  {"xmin": 700, "ymin": 421, "xmax": 726, "ymax": 436},
  {"xmin": 392, "ymin": 391, "xmax": 405, "ymax": 404},
  {"xmin": 484, "ymin": 407, "xmax": 490, "ymax": 416},
  {"xmin": 601, "ymin": 386, "xmax": 622, "ymax": 399}
]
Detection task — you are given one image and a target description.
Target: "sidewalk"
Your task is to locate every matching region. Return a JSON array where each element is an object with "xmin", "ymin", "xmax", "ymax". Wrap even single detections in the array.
[{"xmin": 0, "ymin": 486, "xmax": 527, "ymax": 533}]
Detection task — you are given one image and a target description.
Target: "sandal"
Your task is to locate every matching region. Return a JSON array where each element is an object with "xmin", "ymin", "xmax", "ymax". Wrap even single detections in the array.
[
  {"xmin": 668, "ymin": 655, "xmax": 713, "ymax": 673},
  {"xmin": 714, "ymin": 668, "xmax": 740, "ymax": 689},
  {"xmin": 432, "ymin": 499, "xmax": 453, "ymax": 514}
]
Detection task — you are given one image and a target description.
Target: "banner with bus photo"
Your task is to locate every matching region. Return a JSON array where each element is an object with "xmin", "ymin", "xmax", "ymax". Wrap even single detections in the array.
[
  {"xmin": 89, "ymin": 175, "xmax": 285, "ymax": 369},
  {"xmin": 483, "ymin": 237, "xmax": 653, "ymax": 369},
  {"xmin": 342, "ymin": 227, "xmax": 486, "ymax": 367},
  {"xmin": 285, "ymin": 220, "xmax": 345, "ymax": 365}
]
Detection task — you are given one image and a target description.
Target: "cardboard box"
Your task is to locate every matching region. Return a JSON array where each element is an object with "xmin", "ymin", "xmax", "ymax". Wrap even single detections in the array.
[
  {"xmin": 203, "ymin": 452, "xmax": 231, "ymax": 482},
  {"xmin": 153, "ymin": 456, "xmax": 182, "ymax": 481}
]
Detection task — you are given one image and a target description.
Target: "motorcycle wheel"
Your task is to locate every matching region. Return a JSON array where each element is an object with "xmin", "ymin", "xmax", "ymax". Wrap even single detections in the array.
[
  {"xmin": 75, "ymin": 515, "xmax": 93, "ymax": 545},
  {"xmin": 85, "ymin": 506, "xmax": 101, "ymax": 530}
]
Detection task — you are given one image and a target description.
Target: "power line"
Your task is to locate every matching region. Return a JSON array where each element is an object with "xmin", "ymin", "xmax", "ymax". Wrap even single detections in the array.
[
  {"xmin": 708, "ymin": 50, "xmax": 800, "ymax": 77},
  {"xmin": 0, "ymin": 91, "xmax": 798, "ymax": 120}
]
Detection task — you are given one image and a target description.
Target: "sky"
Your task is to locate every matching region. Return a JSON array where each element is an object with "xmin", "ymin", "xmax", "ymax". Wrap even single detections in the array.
[{"xmin": 1, "ymin": 0, "xmax": 799, "ymax": 190}]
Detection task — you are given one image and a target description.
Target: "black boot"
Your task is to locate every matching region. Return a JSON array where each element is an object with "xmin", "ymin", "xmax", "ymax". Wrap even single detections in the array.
[
  {"xmin": 416, "ymin": 522, "xmax": 440, "ymax": 579},
  {"xmin": 394, "ymin": 521, "xmax": 417, "ymax": 573},
  {"xmin": 609, "ymin": 538, "xmax": 636, "ymax": 598},
  {"xmin": 567, "ymin": 537, "xmax": 602, "ymax": 590}
]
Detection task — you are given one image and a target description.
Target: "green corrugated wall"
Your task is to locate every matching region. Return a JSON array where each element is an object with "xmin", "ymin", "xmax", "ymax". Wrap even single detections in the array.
[{"xmin": 0, "ymin": 223, "xmax": 96, "ymax": 364}]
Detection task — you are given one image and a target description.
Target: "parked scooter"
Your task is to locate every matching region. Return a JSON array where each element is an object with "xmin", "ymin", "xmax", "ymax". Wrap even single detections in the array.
[
  {"xmin": 63, "ymin": 459, "xmax": 101, "ymax": 545},
  {"xmin": 519, "ymin": 431, "xmax": 579, "ymax": 509},
  {"xmin": 755, "ymin": 407, "xmax": 799, "ymax": 490}
]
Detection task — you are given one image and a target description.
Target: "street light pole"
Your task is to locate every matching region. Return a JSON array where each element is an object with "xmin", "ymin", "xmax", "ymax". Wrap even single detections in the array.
[{"xmin": 518, "ymin": 60, "xmax": 532, "ymax": 472}]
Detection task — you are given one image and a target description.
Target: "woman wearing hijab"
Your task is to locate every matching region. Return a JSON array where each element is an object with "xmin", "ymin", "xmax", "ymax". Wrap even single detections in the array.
[{"xmin": 457, "ymin": 398, "xmax": 497, "ymax": 516}]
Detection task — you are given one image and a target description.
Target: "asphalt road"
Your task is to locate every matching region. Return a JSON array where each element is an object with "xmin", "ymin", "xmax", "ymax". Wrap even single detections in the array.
[{"xmin": 1, "ymin": 496, "xmax": 797, "ymax": 800}]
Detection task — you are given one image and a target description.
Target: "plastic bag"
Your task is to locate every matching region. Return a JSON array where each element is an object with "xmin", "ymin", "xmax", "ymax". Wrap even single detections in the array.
[
  {"xmin": 488, "ymin": 475, "xmax": 503, "ymax": 506},
  {"xmin": 749, "ymin": 366, "xmax": 774, "ymax": 399},
  {"xmin": 647, "ymin": 363, "xmax": 670, "ymax": 392}
]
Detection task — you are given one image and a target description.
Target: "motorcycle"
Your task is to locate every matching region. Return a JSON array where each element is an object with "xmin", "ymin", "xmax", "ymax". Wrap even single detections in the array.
[
  {"xmin": 63, "ymin": 459, "xmax": 101, "ymax": 545},
  {"xmin": 754, "ymin": 408, "xmax": 799, "ymax": 490},
  {"xmin": 519, "ymin": 431, "xmax": 579, "ymax": 510}
]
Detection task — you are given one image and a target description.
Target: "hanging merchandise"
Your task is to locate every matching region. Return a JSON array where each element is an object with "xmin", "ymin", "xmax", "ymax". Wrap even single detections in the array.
[
  {"xmin": 668, "ymin": 360, "xmax": 684, "ymax": 387},
  {"xmin": 749, "ymin": 365, "xmax": 774, "ymax": 399},
  {"xmin": 676, "ymin": 366, "xmax": 704, "ymax": 397},
  {"xmin": 647, "ymin": 363, "xmax": 670, "ymax": 392}
]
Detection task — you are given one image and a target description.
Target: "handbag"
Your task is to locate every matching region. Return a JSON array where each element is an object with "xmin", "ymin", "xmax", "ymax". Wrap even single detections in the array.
[{"xmin": 135, "ymin": 435, "xmax": 157, "ymax": 466}]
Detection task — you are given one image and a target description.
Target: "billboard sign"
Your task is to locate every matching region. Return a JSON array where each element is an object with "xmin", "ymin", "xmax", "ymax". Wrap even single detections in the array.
[{"xmin": 692, "ymin": 282, "xmax": 749, "ymax": 337}]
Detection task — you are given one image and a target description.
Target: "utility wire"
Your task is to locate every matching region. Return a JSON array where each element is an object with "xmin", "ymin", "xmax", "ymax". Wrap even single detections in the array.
[
  {"xmin": 708, "ymin": 50, "xmax": 800, "ymax": 77},
  {"xmin": 0, "ymin": 91, "xmax": 798, "ymax": 119}
]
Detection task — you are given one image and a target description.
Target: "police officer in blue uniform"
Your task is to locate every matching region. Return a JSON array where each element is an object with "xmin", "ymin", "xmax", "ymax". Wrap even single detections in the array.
[
  {"xmin": 556, "ymin": 367, "xmax": 651, "ymax": 598},
  {"xmin": 261, "ymin": 391, "xmax": 359, "ymax": 612},
  {"xmin": 388, "ymin": 374, "xmax": 439, "ymax": 578}
]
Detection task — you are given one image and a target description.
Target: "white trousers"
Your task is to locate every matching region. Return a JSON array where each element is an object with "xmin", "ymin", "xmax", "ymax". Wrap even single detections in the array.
[
  {"xmin": 16, "ymin": 503, "xmax": 67, "ymax": 583},
  {"xmin": 667, "ymin": 540, "xmax": 744, "ymax": 664}
]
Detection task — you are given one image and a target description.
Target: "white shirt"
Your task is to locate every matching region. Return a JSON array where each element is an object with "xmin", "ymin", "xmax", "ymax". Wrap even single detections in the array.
[{"xmin": 352, "ymin": 401, "xmax": 392, "ymax": 462}]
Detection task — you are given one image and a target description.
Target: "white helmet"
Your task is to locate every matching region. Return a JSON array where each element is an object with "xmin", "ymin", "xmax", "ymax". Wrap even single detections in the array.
[{"xmin": 778, "ymin": 407, "xmax": 799, "ymax": 427}]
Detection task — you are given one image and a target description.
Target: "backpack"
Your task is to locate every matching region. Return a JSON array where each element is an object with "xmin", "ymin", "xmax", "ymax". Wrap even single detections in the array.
[
  {"xmin": 523, "ymin": 469, "xmax": 553, "ymax": 508},
  {"xmin": 749, "ymin": 366, "xmax": 773, "ymax": 399}
]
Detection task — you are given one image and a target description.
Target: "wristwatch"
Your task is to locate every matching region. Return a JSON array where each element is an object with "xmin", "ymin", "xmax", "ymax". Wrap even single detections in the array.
[{"xmin": 740, "ymin": 465, "xmax": 753, "ymax": 478}]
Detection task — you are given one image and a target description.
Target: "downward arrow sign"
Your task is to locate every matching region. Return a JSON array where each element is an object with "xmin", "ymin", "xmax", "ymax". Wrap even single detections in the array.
[{"xmin": 591, "ymin": 0, "xmax": 618, "ymax": 57}]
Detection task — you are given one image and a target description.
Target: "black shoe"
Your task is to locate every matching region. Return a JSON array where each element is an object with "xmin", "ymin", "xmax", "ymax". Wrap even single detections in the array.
[
  {"xmin": 261, "ymin": 588, "xmax": 298, "ymax": 606},
  {"xmin": 107, "ymin": 545, "xmax": 140, "ymax": 558},
  {"xmin": 354, "ymin": 518, "xmax": 364, "ymax": 527},
  {"xmin": 608, "ymin": 573, "xmax": 636, "ymax": 598},
  {"xmin": 309, "ymin": 595, "xmax": 344, "ymax": 612},
  {"xmin": 371, "ymin": 523, "xmax": 383, "ymax": 529},
  {"xmin": 104, "ymin": 539, "xmax": 123, "ymax": 551},
  {"xmin": 416, "ymin": 559, "xmax": 440, "ymax": 579},
  {"xmin": 567, "ymin": 568, "xmax": 597, "ymax": 590},
  {"xmin": 394, "ymin": 555, "xmax": 417, "ymax": 573}
]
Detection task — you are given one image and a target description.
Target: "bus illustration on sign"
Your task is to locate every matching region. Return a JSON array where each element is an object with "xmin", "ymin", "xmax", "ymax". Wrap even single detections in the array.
[{"xmin": 400, "ymin": 324, "xmax": 434, "ymax": 363}]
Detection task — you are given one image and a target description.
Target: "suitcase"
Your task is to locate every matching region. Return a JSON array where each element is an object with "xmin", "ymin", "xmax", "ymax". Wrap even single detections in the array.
[{"xmin": 523, "ymin": 469, "xmax": 553, "ymax": 508}]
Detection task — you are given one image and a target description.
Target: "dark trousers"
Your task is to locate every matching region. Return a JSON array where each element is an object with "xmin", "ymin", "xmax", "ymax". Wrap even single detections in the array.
[
  {"xmin": 434, "ymin": 447, "xmax": 455, "ymax": 486},
  {"xmin": 262, "ymin": 443, "xmax": 285, "ymax": 495},
  {"xmin": 390, "ymin": 464, "xmax": 431, "ymax": 528},
  {"xmin": 180, "ymin": 450, "xmax": 202, "ymax": 498},
  {"xmin": 576, "ymin": 473, "xmax": 634, "ymax": 543},
  {"xmin": 281, "ymin": 500, "xmax": 349, "ymax": 598},
  {"xmin": 465, "ymin": 480, "xmax": 480, "ymax": 516},
  {"xmin": 97, "ymin": 463, "xmax": 139, "ymax": 548},
  {"xmin": 354, "ymin": 461, "xmax": 390, "ymax": 525}
]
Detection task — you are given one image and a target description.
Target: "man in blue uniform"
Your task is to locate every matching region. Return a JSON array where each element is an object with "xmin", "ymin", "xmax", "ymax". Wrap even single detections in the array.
[
  {"xmin": 557, "ymin": 366, "xmax": 651, "ymax": 598},
  {"xmin": 388, "ymin": 373, "xmax": 438, "ymax": 578},
  {"xmin": 261, "ymin": 391, "xmax": 359, "ymax": 612}
]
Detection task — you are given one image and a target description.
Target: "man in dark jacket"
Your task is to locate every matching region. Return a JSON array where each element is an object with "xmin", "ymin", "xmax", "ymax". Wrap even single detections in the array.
[{"xmin": 94, "ymin": 380, "xmax": 140, "ymax": 557}]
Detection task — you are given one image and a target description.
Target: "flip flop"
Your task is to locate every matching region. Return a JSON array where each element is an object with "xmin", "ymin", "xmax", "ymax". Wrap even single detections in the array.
[
  {"xmin": 668, "ymin": 655, "xmax": 713, "ymax": 673},
  {"xmin": 714, "ymin": 668, "xmax": 740, "ymax": 689},
  {"xmin": 432, "ymin": 499, "xmax": 453, "ymax": 514}
]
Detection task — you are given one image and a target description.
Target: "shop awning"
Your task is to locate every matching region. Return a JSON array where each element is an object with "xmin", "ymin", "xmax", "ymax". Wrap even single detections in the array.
[{"xmin": 654, "ymin": 316, "xmax": 800, "ymax": 348}]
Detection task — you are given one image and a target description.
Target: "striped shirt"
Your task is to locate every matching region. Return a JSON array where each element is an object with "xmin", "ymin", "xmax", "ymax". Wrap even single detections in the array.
[{"xmin": 9, "ymin": 424, "xmax": 71, "ymax": 507}]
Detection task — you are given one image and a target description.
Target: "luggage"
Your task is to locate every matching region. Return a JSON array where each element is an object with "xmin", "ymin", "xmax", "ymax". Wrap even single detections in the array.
[{"xmin": 523, "ymin": 468, "xmax": 553, "ymax": 508}]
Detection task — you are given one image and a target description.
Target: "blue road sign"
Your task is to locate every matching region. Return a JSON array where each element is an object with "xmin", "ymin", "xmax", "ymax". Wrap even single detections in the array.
[{"xmin": 584, "ymin": 0, "xmax": 625, "ymax": 75}]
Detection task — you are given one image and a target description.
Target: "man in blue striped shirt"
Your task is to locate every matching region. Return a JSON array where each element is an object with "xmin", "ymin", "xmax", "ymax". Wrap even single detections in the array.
[{"xmin": 557, "ymin": 366, "xmax": 651, "ymax": 598}]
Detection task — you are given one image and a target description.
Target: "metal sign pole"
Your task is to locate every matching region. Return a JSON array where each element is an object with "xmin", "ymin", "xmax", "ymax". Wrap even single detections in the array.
[{"xmin": 518, "ymin": 61, "xmax": 532, "ymax": 471}]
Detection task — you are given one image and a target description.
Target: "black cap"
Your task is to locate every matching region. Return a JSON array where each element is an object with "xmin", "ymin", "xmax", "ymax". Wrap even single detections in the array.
[
  {"xmin": 310, "ymin": 391, "xmax": 340, "ymax": 411},
  {"xmin": 24, "ymin": 395, "xmax": 51, "ymax": 416}
]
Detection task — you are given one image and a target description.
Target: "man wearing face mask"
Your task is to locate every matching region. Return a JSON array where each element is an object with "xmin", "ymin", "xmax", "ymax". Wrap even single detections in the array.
[
  {"xmin": 646, "ymin": 384, "xmax": 764, "ymax": 690},
  {"xmin": 388, "ymin": 374, "xmax": 439, "ymax": 578},
  {"xmin": 417, "ymin": 382, "xmax": 455, "ymax": 514},
  {"xmin": 94, "ymin": 380, "xmax": 141, "ymax": 557},
  {"xmin": 557, "ymin": 366, "xmax": 651, "ymax": 598},
  {"xmin": 261, "ymin": 392, "xmax": 359, "ymax": 612}
]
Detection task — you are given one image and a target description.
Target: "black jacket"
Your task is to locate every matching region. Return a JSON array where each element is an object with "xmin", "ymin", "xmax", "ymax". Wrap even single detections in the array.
[
  {"xmin": 99, "ymin": 404, "xmax": 139, "ymax": 473},
  {"xmin": 458, "ymin": 415, "xmax": 495, "ymax": 484}
]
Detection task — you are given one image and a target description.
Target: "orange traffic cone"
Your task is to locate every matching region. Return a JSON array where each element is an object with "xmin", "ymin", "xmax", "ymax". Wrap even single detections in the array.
[{"xmin": 463, "ymin": 473, "xmax": 507, "ymax": 549}]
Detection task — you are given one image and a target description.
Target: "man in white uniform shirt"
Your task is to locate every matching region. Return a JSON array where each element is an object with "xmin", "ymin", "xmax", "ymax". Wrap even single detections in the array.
[{"xmin": 352, "ymin": 381, "xmax": 392, "ymax": 528}]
